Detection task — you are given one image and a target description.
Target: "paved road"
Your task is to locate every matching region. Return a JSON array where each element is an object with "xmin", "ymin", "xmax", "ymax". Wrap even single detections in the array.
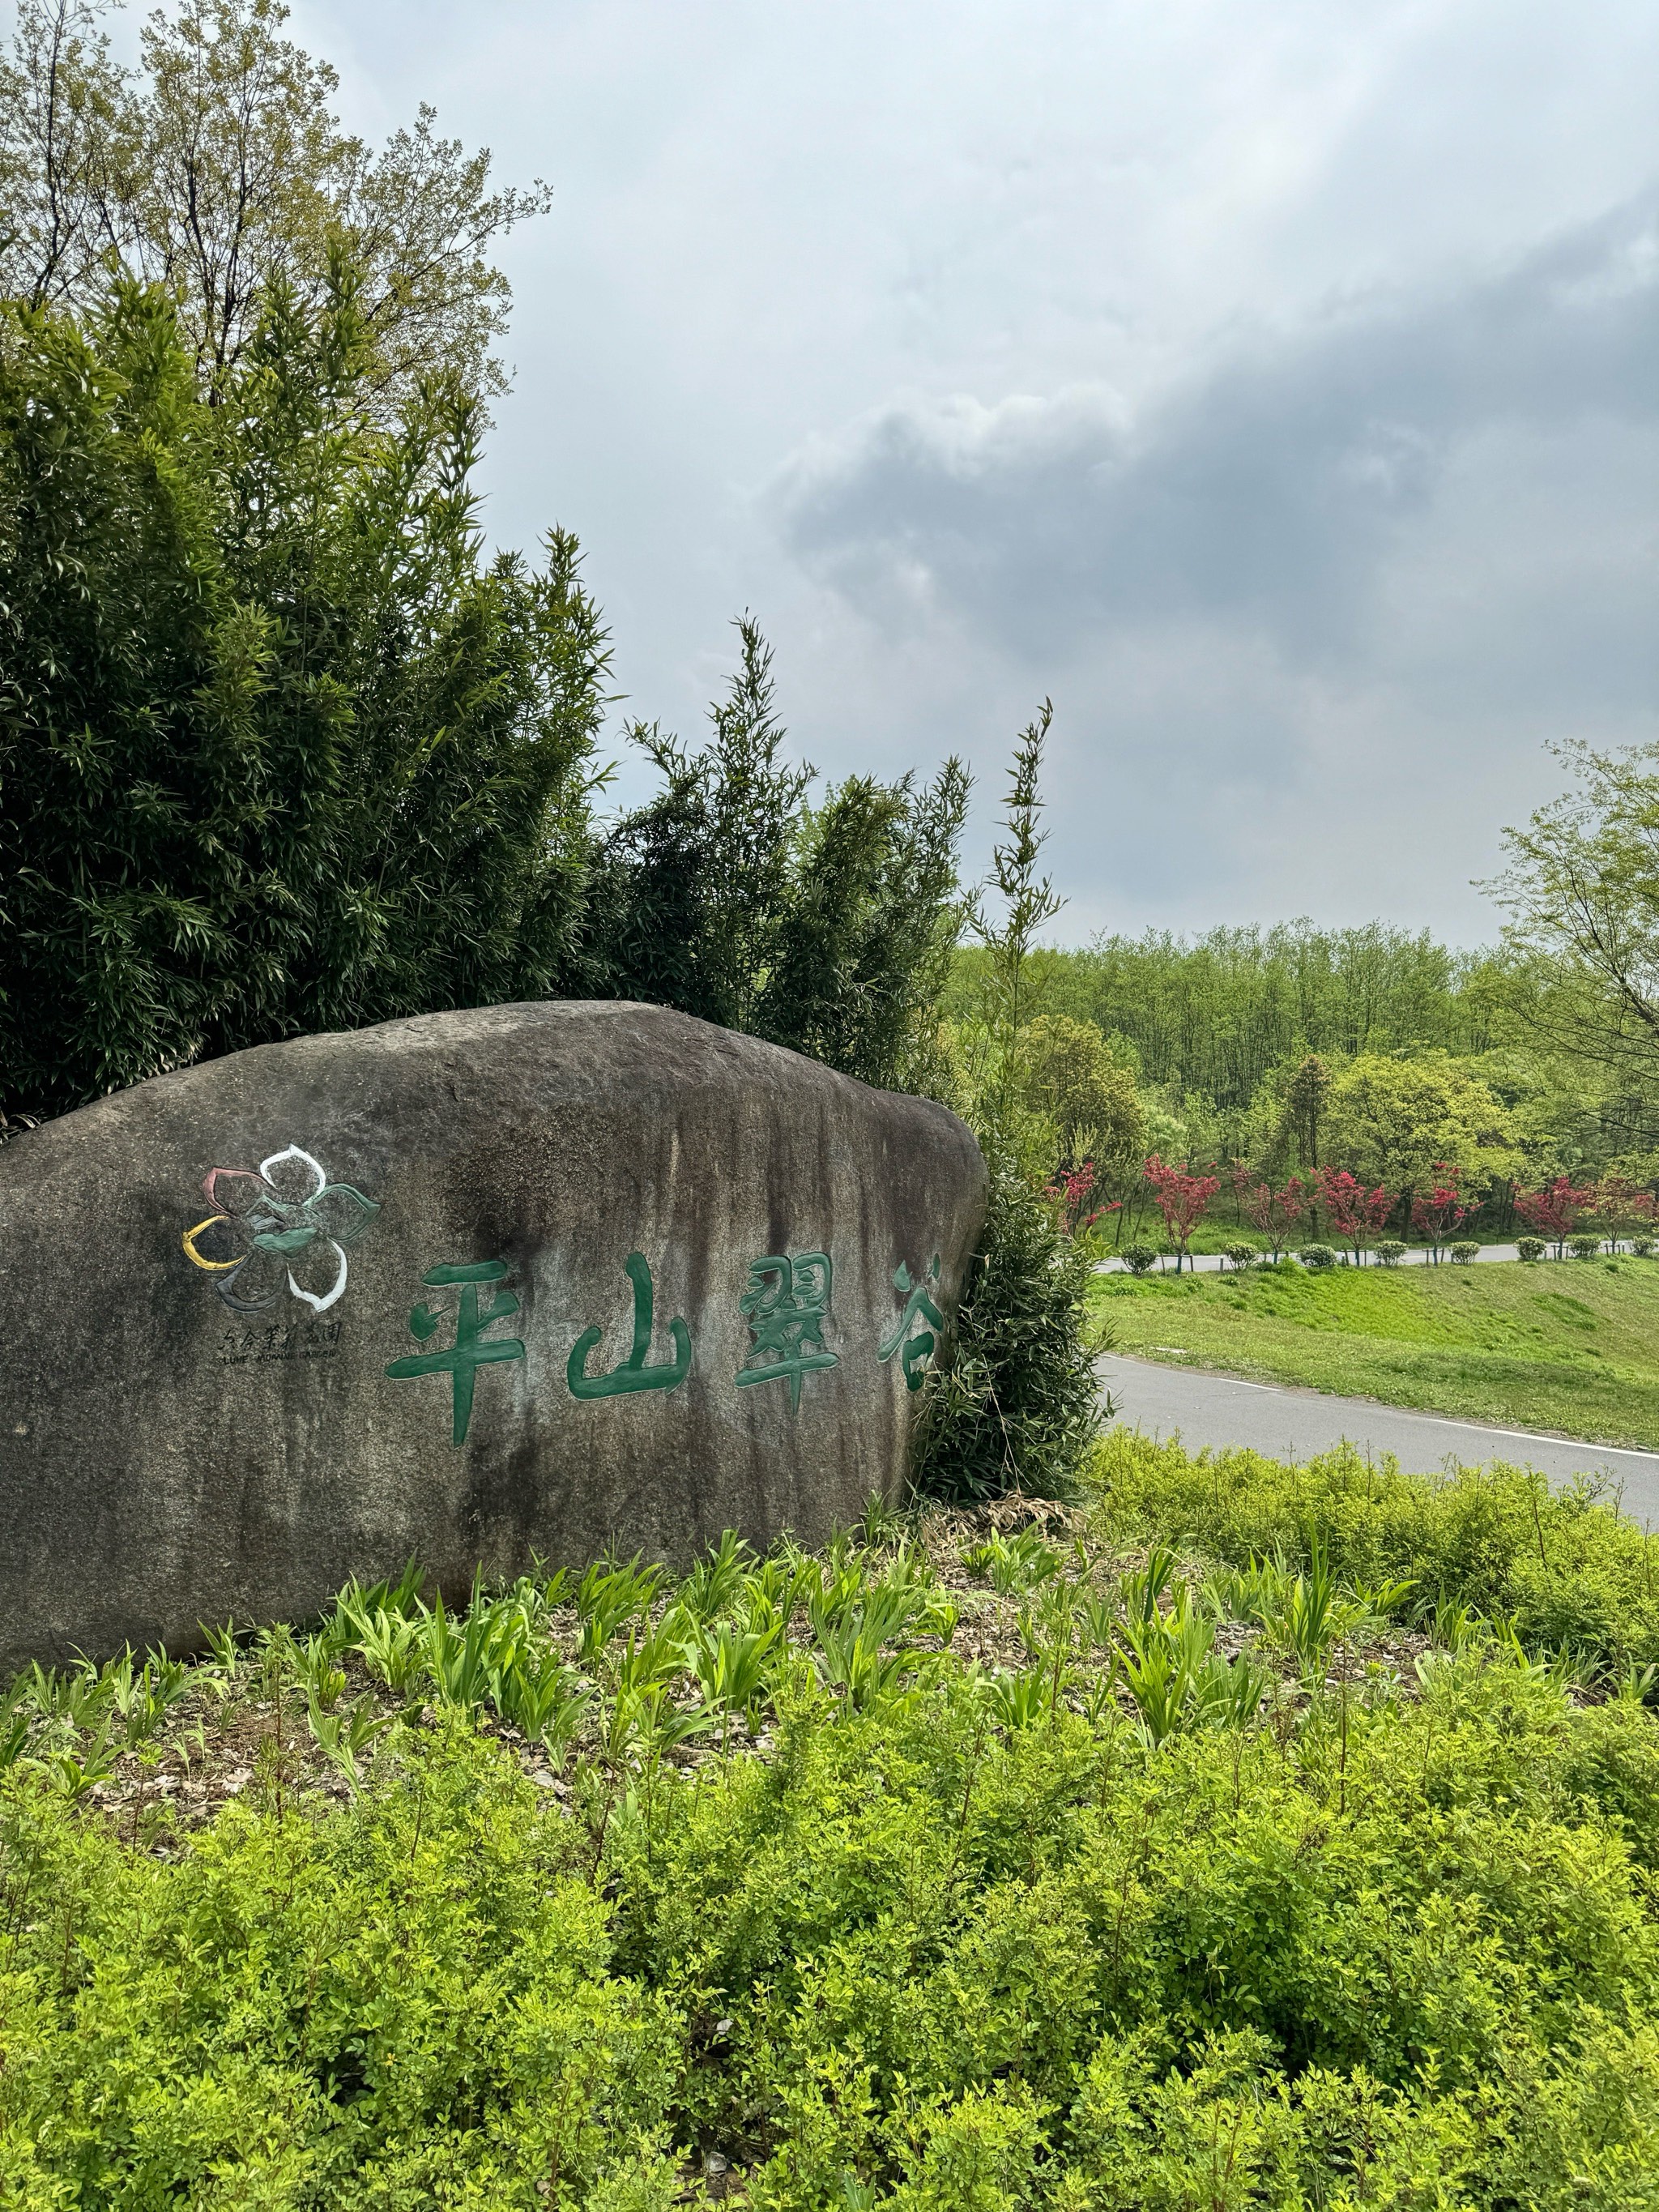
[
  {"xmin": 1098, "ymin": 1352, "xmax": 1659, "ymax": 1527},
  {"xmin": 1098, "ymin": 1243, "xmax": 1529, "ymax": 1275}
]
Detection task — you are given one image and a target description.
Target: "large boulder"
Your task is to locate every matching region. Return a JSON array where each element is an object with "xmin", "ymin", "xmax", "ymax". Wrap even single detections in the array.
[{"xmin": 0, "ymin": 1003, "xmax": 986, "ymax": 1668}]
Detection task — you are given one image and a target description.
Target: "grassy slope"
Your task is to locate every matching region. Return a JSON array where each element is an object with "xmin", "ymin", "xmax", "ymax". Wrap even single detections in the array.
[{"xmin": 1094, "ymin": 1253, "xmax": 1659, "ymax": 1449}]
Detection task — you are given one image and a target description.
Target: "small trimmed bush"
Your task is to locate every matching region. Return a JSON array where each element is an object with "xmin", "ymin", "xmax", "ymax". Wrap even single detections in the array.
[
  {"xmin": 1633, "ymin": 1236, "xmax": 1655, "ymax": 1258},
  {"xmin": 1517, "ymin": 1236, "xmax": 1546, "ymax": 1262},
  {"xmin": 1450, "ymin": 1241, "xmax": 1481, "ymax": 1265},
  {"xmin": 1571, "ymin": 1234, "xmax": 1603, "ymax": 1260},
  {"xmin": 1374, "ymin": 1239, "xmax": 1406, "ymax": 1266},
  {"xmin": 1121, "ymin": 1241, "xmax": 1160, "ymax": 1275},
  {"xmin": 1299, "ymin": 1244, "xmax": 1337, "ymax": 1270},
  {"xmin": 1222, "ymin": 1241, "xmax": 1256, "ymax": 1271}
]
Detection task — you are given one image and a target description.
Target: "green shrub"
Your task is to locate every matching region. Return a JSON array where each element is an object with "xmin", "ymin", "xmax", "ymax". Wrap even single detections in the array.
[
  {"xmin": 1572, "ymin": 1234, "xmax": 1603, "ymax": 1260},
  {"xmin": 1518, "ymin": 1236, "xmax": 1547, "ymax": 1262},
  {"xmin": 7, "ymin": 1531, "xmax": 1659, "ymax": 2206},
  {"xmin": 1094, "ymin": 1428, "xmax": 1659, "ymax": 1674},
  {"xmin": 1374, "ymin": 1237, "xmax": 1407, "ymax": 1266},
  {"xmin": 911, "ymin": 711, "xmax": 1101, "ymax": 1505},
  {"xmin": 0, "ymin": 285, "xmax": 608, "ymax": 1120},
  {"xmin": 1451, "ymin": 1240, "xmax": 1481, "ymax": 1265},
  {"xmin": 912, "ymin": 1155, "xmax": 1100, "ymax": 1504},
  {"xmin": 1121, "ymin": 1241, "xmax": 1159, "ymax": 1275},
  {"xmin": 1222, "ymin": 1241, "xmax": 1256, "ymax": 1270},
  {"xmin": 1633, "ymin": 1236, "xmax": 1655, "ymax": 1258},
  {"xmin": 1299, "ymin": 1243, "xmax": 1338, "ymax": 1270}
]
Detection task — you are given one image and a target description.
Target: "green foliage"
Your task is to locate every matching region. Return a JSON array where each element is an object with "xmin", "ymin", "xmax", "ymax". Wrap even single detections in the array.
[
  {"xmin": 1324, "ymin": 1048, "xmax": 1518, "ymax": 1201},
  {"xmin": 1491, "ymin": 737, "xmax": 1659, "ymax": 1112},
  {"xmin": 574, "ymin": 621, "xmax": 969, "ymax": 1094},
  {"xmin": 0, "ymin": 0, "xmax": 549, "ymax": 403},
  {"xmin": 0, "ymin": 277, "xmax": 608, "ymax": 1119},
  {"xmin": 910, "ymin": 709, "xmax": 1102, "ymax": 1504},
  {"xmin": 949, "ymin": 920, "xmax": 1503, "ymax": 1112},
  {"xmin": 1016, "ymin": 1013, "xmax": 1144, "ymax": 1173},
  {"xmin": 1299, "ymin": 1243, "xmax": 1337, "ymax": 1270},
  {"xmin": 1274, "ymin": 1049, "xmax": 1331, "ymax": 1172},
  {"xmin": 1095, "ymin": 1428, "xmax": 1659, "ymax": 1675},
  {"xmin": 966, "ymin": 705, "xmax": 1064, "ymax": 1141},
  {"xmin": 9, "ymin": 1499, "xmax": 1659, "ymax": 2204},
  {"xmin": 1206, "ymin": 1539, "xmax": 1411, "ymax": 1680},
  {"xmin": 963, "ymin": 1530, "xmax": 1062, "ymax": 1595},
  {"xmin": 911, "ymin": 1155, "xmax": 1100, "ymax": 1504},
  {"xmin": 2, "ymin": 1718, "xmax": 682, "ymax": 2205},
  {"xmin": 1115, "ymin": 1594, "xmax": 1269, "ymax": 1743}
]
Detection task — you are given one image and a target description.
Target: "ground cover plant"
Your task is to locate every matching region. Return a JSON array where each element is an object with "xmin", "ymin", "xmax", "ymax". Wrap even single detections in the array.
[
  {"xmin": 1094, "ymin": 1250, "xmax": 1659, "ymax": 1450},
  {"xmin": 6, "ymin": 1461, "xmax": 1659, "ymax": 2208}
]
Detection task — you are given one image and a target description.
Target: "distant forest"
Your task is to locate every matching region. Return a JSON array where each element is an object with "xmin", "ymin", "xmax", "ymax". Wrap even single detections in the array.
[
  {"xmin": 949, "ymin": 923, "xmax": 1502, "ymax": 1112},
  {"xmin": 945, "ymin": 919, "xmax": 1656, "ymax": 1207}
]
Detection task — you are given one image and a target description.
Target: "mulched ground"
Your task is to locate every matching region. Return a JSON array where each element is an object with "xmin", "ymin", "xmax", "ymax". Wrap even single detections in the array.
[{"xmin": 36, "ymin": 1494, "xmax": 1459, "ymax": 1853}]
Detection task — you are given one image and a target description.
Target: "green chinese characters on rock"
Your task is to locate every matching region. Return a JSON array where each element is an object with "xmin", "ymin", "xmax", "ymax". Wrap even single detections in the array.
[
  {"xmin": 384, "ymin": 1262, "xmax": 527, "ymax": 1444},
  {"xmin": 567, "ymin": 1251, "xmax": 692, "ymax": 1399},
  {"xmin": 379, "ymin": 1240, "xmax": 944, "ymax": 1445},
  {"xmin": 879, "ymin": 1254, "xmax": 945, "ymax": 1390},
  {"xmin": 736, "ymin": 1251, "xmax": 838, "ymax": 1411}
]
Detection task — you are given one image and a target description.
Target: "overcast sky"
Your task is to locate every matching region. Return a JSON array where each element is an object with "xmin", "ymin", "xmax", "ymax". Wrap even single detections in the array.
[{"xmin": 288, "ymin": 0, "xmax": 1655, "ymax": 942}]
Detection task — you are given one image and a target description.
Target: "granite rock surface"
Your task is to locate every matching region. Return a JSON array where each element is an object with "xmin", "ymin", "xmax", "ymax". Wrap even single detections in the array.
[{"xmin": 0, "ymin": 1002, "xmax": 986, "ymax": 1665}]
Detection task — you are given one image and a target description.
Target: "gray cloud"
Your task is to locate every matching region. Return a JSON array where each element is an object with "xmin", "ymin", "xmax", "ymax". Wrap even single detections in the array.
[
  {"xmin": 297, "ymin": 0, "xmax": 1659, "ymax": 937},
  {"xmin": 775, "ymin": 195, "xmax": 1659, "ymax": 673}
]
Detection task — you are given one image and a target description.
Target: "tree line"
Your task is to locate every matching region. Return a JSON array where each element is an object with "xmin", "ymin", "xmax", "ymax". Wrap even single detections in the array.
[
  {"xmin": 949, "ymin": 921, "xmax": 1505, "ymax": 1111},
  {"xmin": 975, "ymin": 887, "xmax": 1659, "ymax": 1249},
  {"xmin": 0, "ymin": 2, "xmax": 971, "ymax": 1125}
]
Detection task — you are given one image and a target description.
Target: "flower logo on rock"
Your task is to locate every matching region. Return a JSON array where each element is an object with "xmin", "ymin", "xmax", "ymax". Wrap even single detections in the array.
[{"xmin": 181, "ymin": 1145, "xmax": 379, "ymax": 1314}]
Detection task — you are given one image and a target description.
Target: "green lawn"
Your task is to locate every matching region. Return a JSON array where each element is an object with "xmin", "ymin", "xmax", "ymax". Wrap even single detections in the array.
[{"xmin": 1094, "ymin": 1253, "xmax": 1659, "ymax": 1449}]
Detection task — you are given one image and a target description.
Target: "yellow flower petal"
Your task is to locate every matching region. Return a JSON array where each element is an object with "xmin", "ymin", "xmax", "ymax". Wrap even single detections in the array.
[{"xmin": 181, "ymin": 1215, "xmax": 240, "ymax": 1271}]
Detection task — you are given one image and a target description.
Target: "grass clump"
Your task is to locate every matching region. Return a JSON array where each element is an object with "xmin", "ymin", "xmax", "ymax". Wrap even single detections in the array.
[
  {"xmin": 1096, "ymin": 1428, "xmax": 1659, "ymax": 1676},
  {"xmin": 2, "ymin": 1484, "xmax": 1659, "ymax": 2206}
]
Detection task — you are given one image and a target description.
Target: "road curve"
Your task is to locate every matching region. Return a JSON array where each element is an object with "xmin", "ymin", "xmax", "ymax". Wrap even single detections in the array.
[{"xmin": 1098, "ymin": 1352, "xmax": 1659, "ymax": 1528}]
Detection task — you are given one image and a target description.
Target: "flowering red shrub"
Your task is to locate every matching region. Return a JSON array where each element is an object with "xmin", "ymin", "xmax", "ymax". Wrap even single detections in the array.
[
  {"xmin": 1238, "ymin": 1175, "xmax": 1307, "ymax": 1261},
  {"xmin": 1316, "ymin": 1167, "xmax": 1393, "ymax": 1264},
  {"xmin": 1515, "ymin": 1176, "xmax": 1593, "ymax": 1258},
  {"xmin": 1143, "ymin": 1155, "xmax": 1220, "ymax": 1273},
  {"xmin": 1044, "ymin": 1159, "xmax": 1119, "ymax": 1238},
  {"xmin": 1410, "ymin": 1164, "xmax": 1470, "ymax": 1262}
]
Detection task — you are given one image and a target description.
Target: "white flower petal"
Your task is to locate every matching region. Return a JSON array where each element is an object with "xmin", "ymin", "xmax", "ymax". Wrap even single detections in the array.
[
  {"xmin": 288, "ymin": 1241, "xmax": 348, "ymax": 1313},
  {"xmin": 260, "ymin": 1143, "xmax": 326, "ymax": 1202}
]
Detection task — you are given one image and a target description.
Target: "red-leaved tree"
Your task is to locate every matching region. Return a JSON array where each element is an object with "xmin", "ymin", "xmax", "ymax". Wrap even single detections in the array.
[
  {"xmin": 1410, "ymin": 1164, "xmax": 1469, "ymax": 1263},
  {"xmin": 1228, "ymin": 1159, "xmax": 1253, "ymax": 1226},
  {"xmin": 1591, "ymin": 1173, "xmax": 1657, "ymax": 1255},
  {"xmin": 1044, "ymin": 1159, "xmax": 1120, "ymax": 1239},
  {"xmin": 1515, "ymin": 1176, "xmax": 1593, "ymax": 1259},
  {"xmin": 1239, "ymin": 1175, "xmax": 1308, "ymax": 1262},
  {"xmin": 1144, "ymin": 1154, "xmax": 1221, "ymax": 1273},
  {"xmin": 1317, "ymin": 1168, "xmax": 1394, "ymax": 1266}
]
